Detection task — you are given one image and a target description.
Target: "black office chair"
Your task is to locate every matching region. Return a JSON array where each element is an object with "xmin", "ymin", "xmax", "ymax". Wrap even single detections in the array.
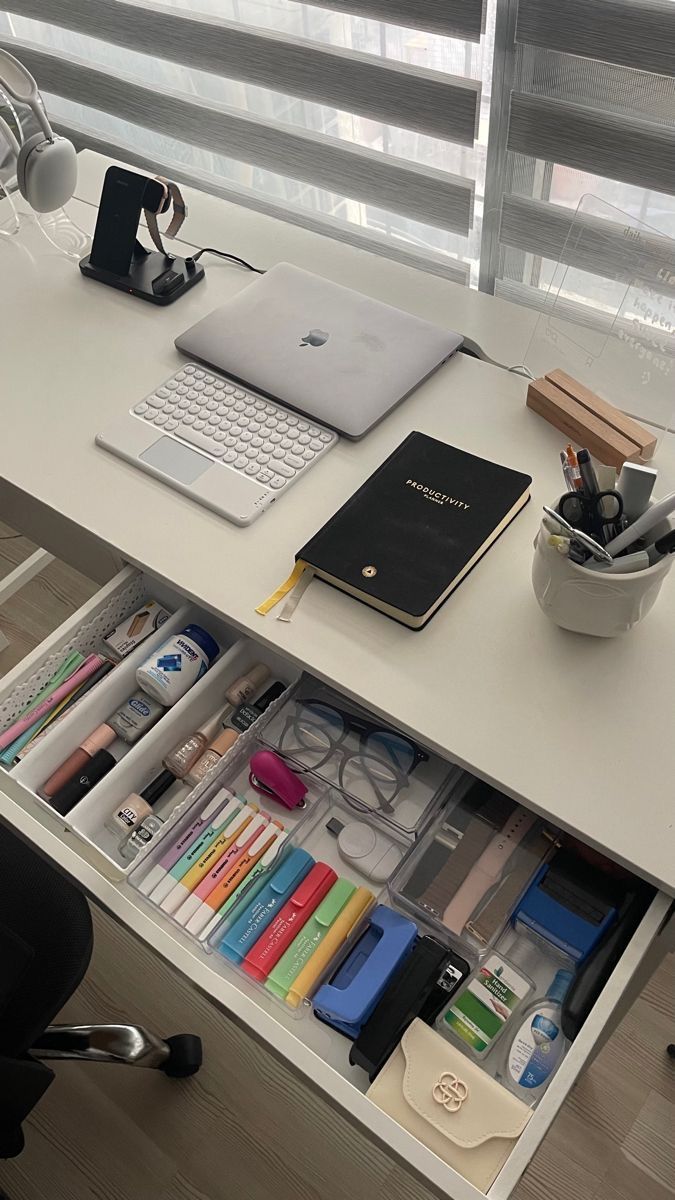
[{"xmin": 0, "ymin": 822, "xmax": 202, "ymax": 1159}]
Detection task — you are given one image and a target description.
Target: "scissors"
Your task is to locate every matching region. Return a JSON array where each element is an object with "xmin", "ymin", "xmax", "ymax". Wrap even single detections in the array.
[{"xmin": 558, "ymin": 489, "xmax": 623, "ymax": 542}]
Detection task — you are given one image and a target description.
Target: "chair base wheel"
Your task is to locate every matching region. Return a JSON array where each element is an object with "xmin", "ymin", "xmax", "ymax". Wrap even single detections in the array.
[{"xmin": 160, "ymin": 1034, "xmax": 202, "ymax": 1078}]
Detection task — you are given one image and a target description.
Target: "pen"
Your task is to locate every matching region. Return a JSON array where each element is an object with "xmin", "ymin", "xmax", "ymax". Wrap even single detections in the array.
[
  {"xmin": 565, "ymin": 444, "xmax": 583, "ymax": 490},
  {"xmin": 560, "ymin": 451, "xmax": 575, "ymax": 493},
  {"xmin": 585, "ymin": 551, "xmax": 650, "ymax": 574},
  {"xmin": 604, "ymin": 492, "xmax": 675, "ymax": 556},
  {"xmin": 542, "ymin": 506, "xmax": 613, "ymax": 563},
  {"xmin": 649, "ymin": 529, "xmax": 675, "ymax": 561}
]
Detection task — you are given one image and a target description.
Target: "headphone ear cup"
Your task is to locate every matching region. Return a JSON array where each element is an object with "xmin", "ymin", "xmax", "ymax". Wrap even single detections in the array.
[{"xmin": 17, "ymin": 133, "xmax": 77, "ymax": 212}]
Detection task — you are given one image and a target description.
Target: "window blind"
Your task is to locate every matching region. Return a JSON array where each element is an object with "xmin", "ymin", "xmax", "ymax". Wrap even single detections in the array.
[
  {"xmin": 482, "ymin": 0, "xmax": 675, "ymax": 304},
  {"xmin": 0, "ymin": 0, "xmax": 488, "ymax": 284}
]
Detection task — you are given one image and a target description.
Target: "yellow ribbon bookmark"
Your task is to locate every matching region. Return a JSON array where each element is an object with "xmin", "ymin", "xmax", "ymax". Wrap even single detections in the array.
[{"xmin": 256, "ymin": 560, "xmax": 309, "ymax": 616}]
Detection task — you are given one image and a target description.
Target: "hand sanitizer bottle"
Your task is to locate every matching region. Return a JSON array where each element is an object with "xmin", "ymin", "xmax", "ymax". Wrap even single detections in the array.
[{"xmin": 501, "ymin": 968, "xmax": 573, "ymax": 1102}]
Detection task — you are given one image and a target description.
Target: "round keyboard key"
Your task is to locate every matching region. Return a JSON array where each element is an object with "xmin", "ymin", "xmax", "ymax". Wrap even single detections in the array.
[
  {"xmin": 165, "ymin": 418, "xmax": 178, "ymax": 431},
  {"xmin": 275, "ymin": 461, "xmax": 295, "ymax": 478},
  {"xmin": 206, "ymin": 400, "xmax": 219, "ymax": 412},
  {"xmin": 250, "ymin": 436, "xmax": 264, "ymax": 448},
  {"xmin": 272, "ymin": 447, "xmax": 285, "ymax": 459},
  {"xmin": 193, "ymin": 419, "xmax": 206, "ymax": 432},
  {"xmin": 163, "ymin": 404, "xmax": 176, "ymax": 416},
  {"xmin": 175, "ymin": 371, "xmax": 187, "ymax": 381},
  {"xmin": 298, "ymin": 433, "xmax": 311, "ymax": 446},
  {"xmin": 307, "ymin": 425, "xmax": 321, "ymax": 437},
  {"xmin": 184, "ymin": 364, "xmax": 196, "ymax": 375},
  {"xmin": 182, "ymin": 413, "xmax": 196, "ymax": 426},
  {"xmin": 187, "ymin": 389, "xmax": 199, "ymax": 400},
  {"xmin": 276, "ymin": 422, "xmax": 289, "ymax": 435},
  {"xmin": 229, "ymin": 426, "xmax": 243, "ymax": 439},
  {"xmin": 177, "ymin": 384, "xmax": 189, "ymax": 395},
  {"xmin": 279, "ymin": 438, "xmax": 294, "ymax": 451},
  {"xmin": 268, "ymin": 474, "xmax": 287, "ymax": 490},
  {"xmin": 253, "ymin": 398, "xmax": 267, "ymax": 411},
  {"xmin": 285, "ymin": 454, "xmax": 304, "ymax": 470},
  {"xmin": 234, "ymin": 402, "xmax": 246, "ymax": 413},
  {"xmin": 223, "ymin": 450, "xmax": 237, "ymax": 463},
  {"xmin": 214, "ymin": 430, "xmax": 228, "ymax": 443},
  {"xmin": 204, "ymin": 386, "xmax": 216, "ymax": 397},
  {"xmin": 265, "ymin": 416, "xmax": 278, "ymax": 430},
  {"xmin": 245, "ymin": 446, "xmax": 258, "ymax": 459},
  {"xmin": 224, "ymin": 384, "xmax": 236, "ymax": 394},
  {"xmin": 297, "ymin": 421, "xmax": 309, "ymax": 431},
  {"xmin": 177, "ymin": 397, "xmax": 191, "ymax": 410},
  {"xmin": 166, "ymin": 381, "xmax": 179, "ymax": 391},
  {"xmin": 156, "ymin": 387, "xmax": 170, "ymax": 398},
  {"xmin": 309, "ymin": 438, "xmax": 324, "ymax": 452},
  {"xmin": 204, "ymin": 424, "xmax": 217, "ymax": 436},
  {"xmin": 269, "ymin": 432, "xmax": 283, "ymax": 444},
  {"xmin": 301, "ymin": 447, "xmax": 315, "ymax": 461},
  {"xmin": 286, "ymin": 414, "xmax": 299, "ymax": 426},
  {"xmin": 238, "ymin": 415, "xmax": 250, "ymax": 428},
  {"xmin": 257, "ymin": 453, "xmax": 270, "ymax": 465},
  {"xmin": 245, "ymin": 462, "xmax": 259, "ymax": 475},
  {"xmin": 188, "ymin": 404, "xmax": 201, "ymax": 416},
  {"xmin": 146, "ymin": 394, "xmax": 164, "ymax": 409},
  {"xmin": 318, "ymin": 430, "xmax": 332, "ymax": 443},
  {"xmin": 134, "ymin": 402, "xmax": 148, "ymax": 415},
  {"xmin": 193, "ymin": 380, "xmax": 205, "ymax": 391},
  {"xmin": 248, "ymin": 421, "xmax": 261, "ymax": 434},
  {"xmin": 194, "ymin": 370, "xmax": 205, "ymax": 379},
  {"xmin": 234, "ymin": 455, "xmax": 248, "ymax": 470},
  {"xmin": 154, "ymin": 413, "xmax": 169, "ymax": 426},
  {"xmin": 234, "ymin": 390, "xmax": 247, "ymax": 400},
  {"xmin": 239, "ymin": 430, "xmax": 253, "ymax": 442}
]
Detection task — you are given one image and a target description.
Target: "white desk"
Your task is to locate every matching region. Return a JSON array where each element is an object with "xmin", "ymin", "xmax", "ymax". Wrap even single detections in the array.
[{"xmin": 0, "ymin": 152, "xmax": 672, "ymax": 1200}]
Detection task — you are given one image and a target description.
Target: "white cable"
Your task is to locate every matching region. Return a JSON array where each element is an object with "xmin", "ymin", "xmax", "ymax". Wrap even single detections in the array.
[{"xmin": 461, "ymin": 335, "xmax": 535, "ymax": 380}]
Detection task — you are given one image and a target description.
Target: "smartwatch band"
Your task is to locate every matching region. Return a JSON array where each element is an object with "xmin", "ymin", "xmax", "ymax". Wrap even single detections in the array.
[
  {"xmin": 465, "ymin": 828, "xmax": 557, "ymax": 946},
  {"xmin": 442, "ymin": 807, "xmax": 537, "ymax": 935},
  {"xmin": 144, "ymin": 177, "xmax": 187, "ymax": 255},
  {"xmin": 418, "ymin": 818, "xmax": 497, "ymax": 918}
]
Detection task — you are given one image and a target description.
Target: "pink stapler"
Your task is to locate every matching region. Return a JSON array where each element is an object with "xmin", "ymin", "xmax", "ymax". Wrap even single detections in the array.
[{"xmin": 249, "ymin": 750, "xmax": 308, "ymax": 810}]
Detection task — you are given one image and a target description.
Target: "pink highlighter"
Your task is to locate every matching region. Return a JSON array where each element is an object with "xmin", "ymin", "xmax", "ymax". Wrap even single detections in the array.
[
  {"xmin": 249, "ymin": 750, "xmax": 308, "ymax": 810},
  {"xmin": 173, "ymin": 813, "xmax": 269, "ymax": 927}
]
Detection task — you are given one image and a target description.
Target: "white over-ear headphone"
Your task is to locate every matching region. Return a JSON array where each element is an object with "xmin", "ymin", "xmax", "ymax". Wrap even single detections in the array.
[{"xmin": 0, "ymin": 48, "xmax": 77, "ymax": 212}]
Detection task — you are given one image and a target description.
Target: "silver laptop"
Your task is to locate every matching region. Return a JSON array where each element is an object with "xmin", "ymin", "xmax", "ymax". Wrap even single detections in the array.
[{"xmin": 175, "ymin": 262, "xmax": 463, "ymax": 438}]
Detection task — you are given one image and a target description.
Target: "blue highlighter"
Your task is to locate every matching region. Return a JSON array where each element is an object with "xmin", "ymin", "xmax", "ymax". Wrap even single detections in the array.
[
  {"xmin": 313, "ymin": 905, "xmax": 417, "ymax": 1038},
  {"xmin": 218, "ymin": 848, "xmax": 314, "ymax": 965}
]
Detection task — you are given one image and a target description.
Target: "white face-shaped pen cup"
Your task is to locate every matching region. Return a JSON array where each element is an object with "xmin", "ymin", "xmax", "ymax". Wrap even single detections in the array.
[{"xmin": 532, "ymin": 512, "xmax": 673, "ymax": 637}]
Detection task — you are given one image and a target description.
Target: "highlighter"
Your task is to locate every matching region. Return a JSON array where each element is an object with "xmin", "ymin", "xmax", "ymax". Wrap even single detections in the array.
[
  {"xmin": 147, "ymin": 791, "xmax": 240, "ymax": 905},
  {"xmin": 242, "ymin": 862, "xmax": 337, "ymax": 983},
  {"xmin": 198, "ymin": 831, "xmax": 288, "ymax": 944},
  {"xmin": 139, "ymin": 787, "xmax": 237, "ymax": 899},
  {"xmin": 185, "ymin": 821, "xmax": 285, "ymax": 938},
  {"xmin": 285, "ymin": 886, "xmax": 376, "ymax": 1010},
  {"xmin": 174, "ymin": 812, "xmax": 271, "ymax": 928},
  {"xmin": 217, "ymin": 848, "xmax": 314, "ymax": 965},
  {"xmin": 265, "ymin": 878, "xmax": 356, "ymax": 1002},
  {"xmin": 161, "ymin": 803, "xmax": 259, "ymax": 916}
]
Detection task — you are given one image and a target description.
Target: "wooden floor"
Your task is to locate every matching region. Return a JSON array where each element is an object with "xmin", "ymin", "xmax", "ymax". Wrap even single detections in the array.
[{"xmin": 0, "ymin": 532, "xmax": 673, "ymax": 1200}]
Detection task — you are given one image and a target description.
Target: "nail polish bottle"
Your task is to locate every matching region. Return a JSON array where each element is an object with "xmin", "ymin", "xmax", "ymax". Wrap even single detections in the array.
[
  {"xmin": 225, "ymin": 663, "xmax": 270, "ymax": 706},
  {"xmin": 162, "ymin": 709, "xmax": 230, "ymax": 779},
  {"xmin": 119, "ymin": 813, "xmax": 165, "ymax": 862},
  {"xmin": 41, "ymin": 724, "xmax": 117, "ymax": 800},
  {"xmin": 185, "ymin": 728, "xmax": 240, "ymax": 787},
  {"xmin": 106, "ymin": 768, "xmax": 176, "ymax": 836},
  {"xmin": 230, "ymin": 681, "xmax": 286, "ymax": 733}
]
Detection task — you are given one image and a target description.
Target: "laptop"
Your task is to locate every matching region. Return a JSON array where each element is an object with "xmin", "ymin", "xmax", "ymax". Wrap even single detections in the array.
[
  {"xmin": 95, "ymin": 264, "xmax": 462, "ymax": 526},
  {"xmin": 175, "ymin": 263, "xmax": 463, "ymax": 438}
]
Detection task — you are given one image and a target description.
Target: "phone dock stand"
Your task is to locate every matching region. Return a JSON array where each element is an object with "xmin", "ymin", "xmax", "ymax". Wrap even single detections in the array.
[{"xmin": 80, "ymin": 248, "xmax": 204, "ymax": 306}]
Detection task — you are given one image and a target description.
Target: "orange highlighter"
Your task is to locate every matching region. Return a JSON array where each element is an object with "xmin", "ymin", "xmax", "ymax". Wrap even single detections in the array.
[
  {"xmin": 161, "ymin": 803, "xmax": 258, "ymax": 916},
  {"xmin": 184, "ymin": 820, "xmax": 285, "ymax": 938}
]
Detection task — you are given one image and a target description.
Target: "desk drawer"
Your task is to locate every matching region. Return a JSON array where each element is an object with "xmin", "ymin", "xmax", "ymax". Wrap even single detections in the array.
[{"xmin": 0, "ymin": 566, "xmax": 671, "ymax": 1200}]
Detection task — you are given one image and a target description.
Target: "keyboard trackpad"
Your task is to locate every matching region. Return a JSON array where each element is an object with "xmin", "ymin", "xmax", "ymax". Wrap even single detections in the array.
[{"xmin": 140, "ymin": 437, "xmax": 213, "ymax": 484}]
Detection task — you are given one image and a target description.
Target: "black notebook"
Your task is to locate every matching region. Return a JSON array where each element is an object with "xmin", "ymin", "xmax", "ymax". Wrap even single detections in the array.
[{"xmin": 297, "ymin": 432, "xmax": 532, "ymax": 629}]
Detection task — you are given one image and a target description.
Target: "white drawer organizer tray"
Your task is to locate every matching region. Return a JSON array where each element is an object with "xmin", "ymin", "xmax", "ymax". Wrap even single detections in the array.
[{"xmin": 0, "ymin": 563, "xmax": 670, "ymax": 1200}]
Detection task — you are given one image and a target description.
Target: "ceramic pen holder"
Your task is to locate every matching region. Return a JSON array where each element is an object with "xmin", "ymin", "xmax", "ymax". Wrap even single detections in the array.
[{"xmin": 532, "ymin": 512, "xmax": 673, "ymax": 637}]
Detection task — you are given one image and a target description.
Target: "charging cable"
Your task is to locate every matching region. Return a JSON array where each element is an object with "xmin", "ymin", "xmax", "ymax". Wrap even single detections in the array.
[{"xmin": 190, "ymin": 246, "xmax": 264, "ymax": 274}]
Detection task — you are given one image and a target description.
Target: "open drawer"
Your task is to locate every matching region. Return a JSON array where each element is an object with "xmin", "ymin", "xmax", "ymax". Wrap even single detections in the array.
[{"xmin": 0, "ymin": 563, "xmax": 671, "ymax": 1200}]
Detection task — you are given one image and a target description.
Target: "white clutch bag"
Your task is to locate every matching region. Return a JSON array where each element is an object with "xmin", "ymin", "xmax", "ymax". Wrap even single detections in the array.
[{"xmin": 366, "ymin": 1020, "xmax": 532, "ymax": 1191}]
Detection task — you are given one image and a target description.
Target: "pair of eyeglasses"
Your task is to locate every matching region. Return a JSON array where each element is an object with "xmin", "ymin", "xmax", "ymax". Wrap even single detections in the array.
[{"xmin": 277, "ymin": 698, "xmax": 427, "ymax": 815}]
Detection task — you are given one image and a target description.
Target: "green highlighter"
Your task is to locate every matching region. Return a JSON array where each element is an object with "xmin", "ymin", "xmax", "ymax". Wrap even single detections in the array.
[{"xmin": 265, "ymin": 878, "xmax": 357, "ymax": 1001}]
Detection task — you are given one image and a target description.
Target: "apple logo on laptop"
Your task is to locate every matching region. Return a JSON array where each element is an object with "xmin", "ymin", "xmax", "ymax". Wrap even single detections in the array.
[{"xmin": 300, "ymin": 328, "xmax": 329, "ymax": 348}]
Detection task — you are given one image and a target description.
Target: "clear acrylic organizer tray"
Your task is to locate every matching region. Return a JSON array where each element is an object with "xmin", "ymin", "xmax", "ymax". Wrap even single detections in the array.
[{"xmin": 259, "ymin": 673, "xmax": 458, "ymax": 841}]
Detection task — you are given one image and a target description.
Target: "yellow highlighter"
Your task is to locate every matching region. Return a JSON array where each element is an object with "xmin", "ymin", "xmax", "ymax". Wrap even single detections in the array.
[
  {"xmin": 161, "ymin": 803, "xmax": 258, "ymax": 916},
  {"xmin": 286, "ymin": 886, "xmax": 375, "ymax": 1010}
]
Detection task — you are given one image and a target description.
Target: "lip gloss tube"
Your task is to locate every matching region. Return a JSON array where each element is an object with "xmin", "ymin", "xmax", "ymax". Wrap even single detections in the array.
[{"xmin": 40, "ymin": 724, "xmax": 117, "ymax": 799}]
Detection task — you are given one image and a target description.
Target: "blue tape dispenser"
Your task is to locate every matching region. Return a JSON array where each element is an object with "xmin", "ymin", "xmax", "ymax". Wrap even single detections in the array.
[{"xmin": 312, "ymin": 905, "xmax": 417, "ymax": 1038}]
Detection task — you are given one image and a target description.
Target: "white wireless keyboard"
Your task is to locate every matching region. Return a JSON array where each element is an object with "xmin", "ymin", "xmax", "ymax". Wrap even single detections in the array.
[{"xmin": 96, "ymin": 363, "xmax": 338, "ymax": 525}]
